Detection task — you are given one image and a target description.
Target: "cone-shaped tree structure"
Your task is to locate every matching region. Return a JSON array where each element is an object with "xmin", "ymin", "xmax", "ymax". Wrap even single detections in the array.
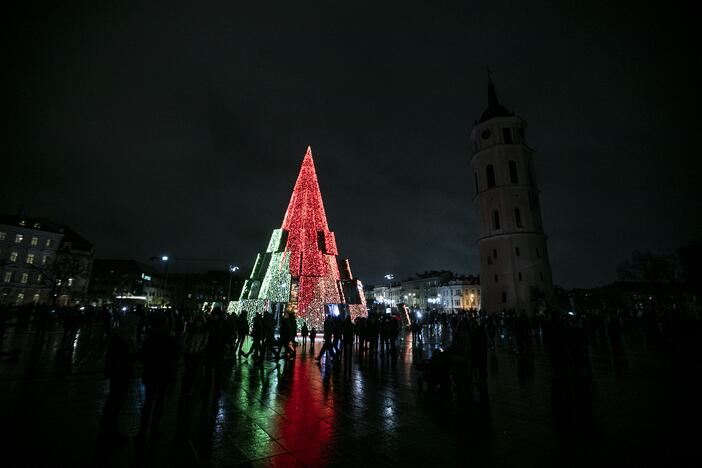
[{"xmin": 230, "ymin": 147, "xmax": 367, "ymax": 328}]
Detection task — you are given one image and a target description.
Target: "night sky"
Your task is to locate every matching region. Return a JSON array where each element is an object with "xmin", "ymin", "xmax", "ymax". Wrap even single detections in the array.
[{"xmin": 3, "ymin": 1, "xmax": 700, "ymax": 288}]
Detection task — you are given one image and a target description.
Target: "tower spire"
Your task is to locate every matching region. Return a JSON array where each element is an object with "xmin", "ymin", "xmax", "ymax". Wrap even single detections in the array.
[
  {"xmin": 479, "ymin": 68, "xmax": 512, "ymax": 123},
  {"xmin": 487, "ymin": 66, "xmax": 500, "ymax": 108}
]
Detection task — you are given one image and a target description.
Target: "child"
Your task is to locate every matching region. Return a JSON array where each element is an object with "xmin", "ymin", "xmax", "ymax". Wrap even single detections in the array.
[{"xmin": 301, "ymin": 323, "xmax": 309, "ymax": 346}]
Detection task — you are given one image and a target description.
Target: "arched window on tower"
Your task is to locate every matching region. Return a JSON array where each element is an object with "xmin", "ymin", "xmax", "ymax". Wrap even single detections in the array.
[
  {"xmin": 474, "ymin": 172, "xmax": 478, "ymax": 194},
  {"xmin": 514, "ymin": 208, "xmax": 523, "ymax": 228},
  {"xmin": 486, "ymin": 164, "xmax": 496, "ymax": 188},
  {"xmin": 502, "ymin": 128, "xmax": 513, "ymax": 144},
  {"xmin": 492, "ymin": 210, "xmax": 501, "ymax": 230},
  {"xmin": 509, "ymin": 160, "xmax": 519, "ymax": 184}
]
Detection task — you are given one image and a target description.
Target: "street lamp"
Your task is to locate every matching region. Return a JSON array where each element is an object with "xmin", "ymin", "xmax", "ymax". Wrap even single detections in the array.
[
  {"xmin": 227, "ymin": 265, "xmax": 239, "ymax": 303},
  {"xmin": 161, "ymin": 255, "xmax": 170, "ymax": 307},
  {"xmin": 383, "ymin": 274, "xmax": 394, "ymax": 310}
]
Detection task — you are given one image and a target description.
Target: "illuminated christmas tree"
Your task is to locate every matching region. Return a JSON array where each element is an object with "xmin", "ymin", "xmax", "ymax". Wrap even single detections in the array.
[{"xmin": 230, "ymin": 146, "xmax": 367, "ymax": 328}]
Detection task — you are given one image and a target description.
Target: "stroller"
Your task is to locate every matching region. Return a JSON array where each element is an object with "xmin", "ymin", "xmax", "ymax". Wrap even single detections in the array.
[
  {"xmin": 417, "ymin": 346, "xmax": 471, "ymax": 395},
  {"xmin": 417, "ymin": 348, "xmax": 451, "ymax": 393}
]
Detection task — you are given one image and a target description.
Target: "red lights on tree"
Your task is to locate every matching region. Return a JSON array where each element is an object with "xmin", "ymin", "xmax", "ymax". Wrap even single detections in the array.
[{"xmin": 232, "ymin": 147, "xmax": 366, "ymax": 328}]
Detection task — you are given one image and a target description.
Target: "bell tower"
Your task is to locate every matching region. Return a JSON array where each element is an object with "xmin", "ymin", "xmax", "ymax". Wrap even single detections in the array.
[{"xmin": 470, "ymin": 77, "xmax": 554, "ymax": 315}]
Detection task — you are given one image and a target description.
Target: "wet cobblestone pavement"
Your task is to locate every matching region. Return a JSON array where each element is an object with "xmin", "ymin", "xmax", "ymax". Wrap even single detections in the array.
[{"xmin": 1, "ymin": 322, "xmax": 700, "ymax": 467}]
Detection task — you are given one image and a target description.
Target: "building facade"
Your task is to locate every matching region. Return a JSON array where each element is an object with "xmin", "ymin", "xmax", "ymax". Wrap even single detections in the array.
[
  {"xmin": 0, "ymin": 215, "xmax": 94, "ymax": 306},
  {"xmin": 169, "ymin": 270, "xmax": 244, "ymax": 313},
  {"xmin": 436, "ymin": 276, "xmax": 481, "ymax": 312},
  {"xmin": 88, "ymin": 259, "xmax": 169, "ymax": 306},
  {"xmin": 371, "ymin": 272, "xmax": 481, "ymax": 313},
  {"xmin": 470, "ymin": 79, "xmax": 554, "ymax": 315}
]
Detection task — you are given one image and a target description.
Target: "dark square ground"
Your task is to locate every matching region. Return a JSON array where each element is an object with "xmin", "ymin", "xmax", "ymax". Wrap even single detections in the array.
[{"xmin": 1, "ymin": 322, "xmax": 700, "ymax": 467}]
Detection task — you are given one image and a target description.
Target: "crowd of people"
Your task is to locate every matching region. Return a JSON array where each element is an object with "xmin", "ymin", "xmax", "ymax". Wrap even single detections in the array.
[{"xmin": 1, "ymin": 301, "xmax": 700, "ymax": 441}]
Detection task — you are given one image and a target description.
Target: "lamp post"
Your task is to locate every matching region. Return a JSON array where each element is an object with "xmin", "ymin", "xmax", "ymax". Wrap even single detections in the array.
[
  {"xmin": 384, "ymin": 274, "xmax": 394, "ymax": 307},
  {"xmin": 227, "ymin": 265, "xmax": 240, "ymax": 303},
  {"xmin": 161, "ymin": 255, "xmax": 169, "ymax": 306}
]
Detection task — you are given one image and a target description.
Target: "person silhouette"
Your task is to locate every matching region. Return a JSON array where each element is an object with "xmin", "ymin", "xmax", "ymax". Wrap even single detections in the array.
[
  {"xmin": 309, "ymin": 326, "xmax": 317, "ymax": 354},
  {"xmin": 205, "ymin": 308, "xmax": 227, "ymax": 390},
  {"xmin": 100, "ymin": 312, "xmax": 137, "ymax": 439},
  {"xmin": 181, "ymin": 314, "xmax": 208, "ymax": 396},
  {"xmin": 137, "ymin": 315, "xmax": 178, "ymax": 441},
  {"xmin": 301, "ymin": 322, "xmax": 309, "ymax": 348}
]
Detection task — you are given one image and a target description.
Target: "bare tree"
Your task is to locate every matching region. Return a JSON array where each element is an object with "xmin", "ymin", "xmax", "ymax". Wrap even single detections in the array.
[
  {"xmin": 616, "ymin": 250, "xmax": 674, "ymax": 284},
  {"xmin": 32, "ymin": 253, "xmax": 91, "ymax": 306}
]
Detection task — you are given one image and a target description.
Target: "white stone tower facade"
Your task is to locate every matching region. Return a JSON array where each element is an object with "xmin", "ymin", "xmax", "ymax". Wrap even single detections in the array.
[{"xmin": 470, "ymin": 79, "xmax": 554, "ymax": 315}]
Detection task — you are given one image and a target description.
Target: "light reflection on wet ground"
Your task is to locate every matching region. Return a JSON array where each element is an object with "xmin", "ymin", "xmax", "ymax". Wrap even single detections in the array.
[{"xmin": 1, "ymin": 322, "xmax": 700, "ymax": 467}]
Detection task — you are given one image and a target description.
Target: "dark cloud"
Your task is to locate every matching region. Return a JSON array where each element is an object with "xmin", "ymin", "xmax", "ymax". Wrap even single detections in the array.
[{"xmin": 2, "ymin": 0, "xmax": 700, "ymax": 287}]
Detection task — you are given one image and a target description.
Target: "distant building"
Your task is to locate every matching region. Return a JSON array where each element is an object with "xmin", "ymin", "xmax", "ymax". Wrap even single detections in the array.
[
  {"xmin": 470, "ymin": 78, "xmax": 554, "ymax": 315},
  {"xmin": 569, "ymin": 281, "xmax": 699, "ymax": 316},
  {"xmin": 0, "ymin": 214, "xmax": 94, "ymax": 306},
  {"xmin": 437, "ymin": 276, "xmax": 481, "ymax": 312},
  {"xmin": 88, "ymin": 259, "xmax": 168, "ymax": 306},
  {"xmin": 363, "ymin": 284, "xmax": 377, "ymax": 303},
  {"xmin": 371, "ymin": 271, "xmax": 480, "ymax": 312},
  {"xmin": 169, "ymin": 270, "xmax": 244, "ymax": 313}
]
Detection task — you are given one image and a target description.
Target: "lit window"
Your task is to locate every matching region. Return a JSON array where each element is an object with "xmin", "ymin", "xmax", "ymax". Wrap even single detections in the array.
[
  {"xmin": 0, "ymin": 232, "xmax": 6, "ymax": 241},
  {"xmin": 33, "ymin": 222, "xmax": 41, "ymax": 228},
  {"xmin": 15, "ymin": 293, "xmax": 24, "ymax": 305},
  {"xmin": 10, "ymin": 252, "xmax": 18, "ymax": 262},
  {"xmin": 57, "ymin": 279, "xmax": 62, "ymax": 286},
  {"xmin": 15, "ymin": 234, "xmax": 23, "ymax": 243},
  {"xmin": 46, "ymin": 239, "xmax": 52, "ymax": 248},
  {"xmin": 42, "ymin": 255, "xmax": 48, "ymax": 265},
  {"xmin": 37, "ymin": 274, "xmax": 43, "ymax": 283},
  {"xmin": 19, "ymin": 220, "xmax": 26, "ymax": 226},
  {"xmin": 67, "ymin": 278, "xmax": 74, "ymax": 287},
  {"xmin": 26, "ymin": 254, "xmax": 35, "ymax": 265},
  {"xmin": 32, "ymin": 293, "xmax": 40, "ymax": 303},
  {"xmin": 31, "ymin": 237, "xmax": 39, "ymax": 246},
  {"xmin": 21, "ymin": 273, "xmax": 29, "ymax": 284},
  {"xmin": 3, "ymin": 272, "xmax": 11, "ymax": 283}
]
